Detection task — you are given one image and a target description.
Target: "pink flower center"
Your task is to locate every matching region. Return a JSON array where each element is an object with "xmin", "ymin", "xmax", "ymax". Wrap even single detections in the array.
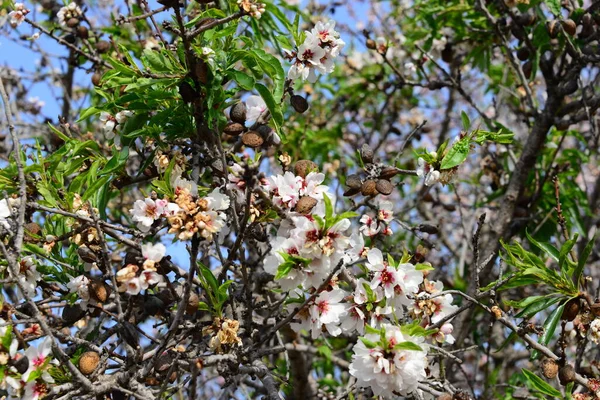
[
  {"xmin": 33, "ymin": 355, "xmax": 45, "ymax": 367},
  {"xmin": 145, "ymin": 205, "xmax": 157, "ymax": 218},
  {"xmin": 302, "ymin": 49, "xmax": 314, "ymax": 60},
  {"xmin": 379, "ymin": 269, "xmax": 395, "ymax": 286},
  {"xmin": 317, "ymin": 301, "xmax": 329, "ymax": 314}
]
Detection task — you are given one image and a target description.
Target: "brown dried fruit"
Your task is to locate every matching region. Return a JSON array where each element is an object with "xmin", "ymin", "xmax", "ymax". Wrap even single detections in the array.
[
  {"xmin": 186, "ymin": 292, "xmax": 200, "ymax": 315},
  {"xmin": 561, "ymin": 19, "xmax": 577, "ymax": 36},
  {"xmin": 343, "ymin": 187, "xmax": 360, "ymax": 197},
  {"xmin": 90, "ymin": 278, "xmax": 110, "ymax": 303},
  {"xmin": 195, "ymin": 58, "xmax": 209, "ymax": 85},
  {"xmin": 547, "ymin": 20, "xmax": 560, "ymax": 38},
  {"xmin": 375, "ymin": 179, "xmax": 393, "ymax": 195},
  {"xmin": 24, "ymin": 223, "xmax": 41, "ymax": 243},
  {"xmin": 522, "ymin": 61, "xmax": 533, "ymax": 79},
  {"xmin": 144, "ymin": 295, "xmax": 165, "ymax": 316},
  {"xmin": 155, "ymin": 351, "xmax": 173, "ymax": 372},
  {"xmin": 294, "ymin": 160, "xmax": 318, "ymax": 178},
  {"xmin": 366, "ymin": 39, "xmax": 376, "ymax": 49},
  {"xmin": 541, "ymin": 358, "xmax": 559, "ymax": 379},
  {"xmin": 379, "ymin": 166, "xmax": 399, "ymax": 180},
  {"xmin": 77, "ymin": 246, "xmax": 98, "ymax": 264},
  {"xmin": 66, "ymin": 17, "xmax": 79, "ymax": 28},
  {"xmin": 178, "ymin": 81, "xmax": 198, "ymax": 103},
  {"xmin": 79, "ymin": 351, "xmax": 100, "ymax": 375},
  {"xmin": 559, "ymin": 364, "xmax": 576, "ymax": 385},
  {"xmin": 92, "ymin": 72, "xmax": 102, "ymax": 87},
  {"xmin": 580, "ymin": 13, "xmax": 595, "ymax": 38},
  {"xmin": 360, "ymin": 144, "xmax": 374, "ymax": 164},
  {"xmin": 12, "ymin": 356, "xmax": 29, "ymax": 374},
  {"xmin": 361, "ymin": 180, "xmax": 378, "ymax": 196},
  {"xmin": 417, "ymin": 223, "xmax": 439, "ymax": 234},
  {"xmin": 517, "ymin": 47, "xmax": 530, "ymax": 61},
  {"xmin": 230, "ymin": 102, "xmax": 247, "ymax": 124},
  {"xmin": 295, "ymin": 196, "xmax": 317, "ymax": 214},
  {"xmin": 242, "ymin": 131, "xmax": 264, "ymax": 148},
  {"xmin": 223, "ymin": 122, "xmax": 245, "ymax": 136},
  {"xmin": 561, "ymin": 298, "xmax": 580, "ymax": 321},
  {"xmin": 96, "ymin": 40, "xmax": 111, "ymax": 54},
  {"xmin": 441, "ymin": 43, "xmax": 453, "ymax": 63},
  {"xmin": 591, "ymin": 302, "xmax": 600, "ymax": 317},
  {"xmin": 346, "ymin": 174, "xmax": 362, "ymax": 189},
  {"xmin": 76, "ymin": 25, "xmax": 88, "ymax": 39},
  {"xmin": 62, "ymin": 304, "xmax": 86, "ymax": 324},
  {"xmin": 290, "ymin": 95, "xmax": 309, "ymax": 113}
]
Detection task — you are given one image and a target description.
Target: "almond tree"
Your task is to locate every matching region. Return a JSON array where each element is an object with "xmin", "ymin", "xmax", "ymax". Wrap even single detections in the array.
[{"xmin": 1, "ymin": 0, "xmax": 600, "ymax": 399}]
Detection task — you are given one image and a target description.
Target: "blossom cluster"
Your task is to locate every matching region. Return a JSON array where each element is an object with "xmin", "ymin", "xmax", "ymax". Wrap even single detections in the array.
[
  {"xmin": 8, "ymin": 3, "xmax": 30, "ymax": 28},
  {"xmin": 0, "ymin": 334, "xmax": 57, "ymax": 400},
  {"xmin": 286, "ymin": 20, "xmax": 345, "ymax": 82},
  {"xmin": 57, "ymin": 2, "xmax": 82, "ymax": 26},
  {"xmin": 260, "ymin": 167, "xmax": 458, "ymax": 397},
  {"xmin": 349, "ymin": 324, "xmax": 428, "ymax": 397},
  {"xmin": 167, "ymin": 179, "xmax": 230, "ymax": 241},
  {"xmin": 100, "ymin": 110, "xmax": 133, "ymax": 146},
  {"xmin": 116, "ymin": 242, "xmax": 166, "ymax": 295}
]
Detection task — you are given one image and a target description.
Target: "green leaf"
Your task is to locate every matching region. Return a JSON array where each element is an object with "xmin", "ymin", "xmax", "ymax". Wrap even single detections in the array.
[
  {"xmin": 545, "ymin": 0, "xmax": 561, "ymax": 15},
  {"xmin": 360, "ymin": 337, "xmax": 378, "ymax": 349},
  {"xmin": 558, "ymin": 238, "xmax": 577, "ymax": 275},
  {"xmin": 574, "ymin": 235, "xmax": 595, "ymax": 286},
  {"xmin": 393, "ymin": 341, "xmax": 423, "ymax": 351},
  {"xmin": 255, "ymin": 83, "xmax": 283, "ymax": 128},
  {"xmin": 494, "ymin": 331, "xmax": 518, "ymax": 353},
  {"xmin": 514, "ymin": 296, "xmax": 562, "ymax": 319},
  {"xmin": 275, "ymin": 261, "xmax": 294, "ymax": 280},
  {"xmin": 531, "ymin": 303, "xmax": 565, "ymax": 360},
  {"xmin": 100, "ymin": 146, "xmax": 129, "ymax": 176},
  {"xmin": 526, "ymin": 230, "xmax": 559, "ymax": 262},
  {"xmin": 77, "ymin": 107, "xmax": 101, "ymax": 122},
  {"xmin": 317, "ymin": 345, "xmax": 332, "ymax": 360},
  {"xmin": 460, "ymin": 111, "xmax": 471, "ymax": 130},
  {"xmin": 440, "ymin": 136, "xmax": 470, "ymax": 170},
  {"xmin": 82, "ymin": 176, "xmax": 111, "ymax": 202},
  {"xmin": 521, "ymin": 368, "xmax": 562, "ymax": 397},
  {"xmin": 227, "ymin": 70, "xmax": 255, "ymax": 90}
]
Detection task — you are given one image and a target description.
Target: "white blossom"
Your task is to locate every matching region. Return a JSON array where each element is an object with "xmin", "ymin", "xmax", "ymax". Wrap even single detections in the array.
[
  {"xmin": 349, "ymin": 324, "xmax": 427, "ymax": 398},
  {"xmin": 141, "ymin": 242, "xmax": 166, "ymax": 270},
  {"xmin": 22, "ymin": 337, "xmax": 56, "ymax": 384},
  {"xmin": 245, "ymin": 95, "xmax": 268, "ymax": 126},
  {"xmin": 0, "ymin": 199, "xmax": 11, "ymax": 230}
]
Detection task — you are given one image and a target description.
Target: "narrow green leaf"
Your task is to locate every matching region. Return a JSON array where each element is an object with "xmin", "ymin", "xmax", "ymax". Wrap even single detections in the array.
[
  {"xmin": 531, "ymin": 303, "xmax": 565, "ymax": 360},
  {"xmin": 460, "ymin": 111, "xmax": 470, "ymax": 130},
  {"xmin": 360, "ymin": 337, "xmax": 378, "ymax": 349},
  {"xmin": 526, "ymin": 230, "xmax": 559, "ymax": 262},
  {"xmin": 522, "ymin": 368, "xmax": 562, "ymax": 397},
  {"xmin": 574, "ymin": 235, "xmax": 595, "ymax": 286},
  {"xmin": 393, "ymin": 341, "xmax": 423, "ymax": 351}
]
